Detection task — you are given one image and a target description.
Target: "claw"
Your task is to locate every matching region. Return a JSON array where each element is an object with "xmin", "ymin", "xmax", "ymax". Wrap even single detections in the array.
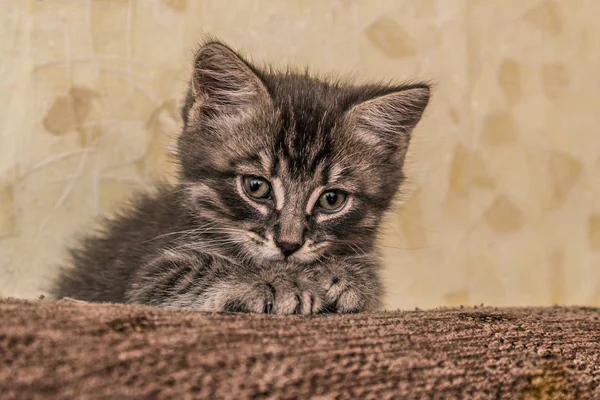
[
  {"xmin": 293, "ymin": 294, "xmax": 302, "ymax": 314},
  {"xmin": 264, "ymin": 283, "xmax": 276, "ymax": 314},
  {"xmin": 264, "ymin": 300, "xmax": 273, "ymax": 314}
]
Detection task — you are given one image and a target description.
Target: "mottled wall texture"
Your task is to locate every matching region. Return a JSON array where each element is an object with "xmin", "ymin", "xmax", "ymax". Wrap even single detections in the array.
[{"xmin": 1, "ymin": 0, "xmax": 599, "ymax": 310}]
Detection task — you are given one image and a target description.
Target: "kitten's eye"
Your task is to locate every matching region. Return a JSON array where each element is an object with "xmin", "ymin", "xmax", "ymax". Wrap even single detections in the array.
[
  {"xmin": 317, "ymin": 190, "xmax": 347, "ymax": 212},
  {"xmin": 242, "ymin": 176, "xmax": 271, "ymax": 200}
]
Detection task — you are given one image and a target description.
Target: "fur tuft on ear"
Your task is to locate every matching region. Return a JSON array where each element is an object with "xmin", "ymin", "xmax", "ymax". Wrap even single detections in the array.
[
  {"xmin": 185, "ymin": 41, "xmax": 270, "ymax": 122},
  {"xmin": 347, "ymin": 85, "xmax": 430, "ymax": 151}
]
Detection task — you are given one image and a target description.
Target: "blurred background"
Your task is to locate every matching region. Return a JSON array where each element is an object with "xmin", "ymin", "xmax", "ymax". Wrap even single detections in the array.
[{"xmin": 1, "ymin": 0, "xmax": 599, "ymax": 310}]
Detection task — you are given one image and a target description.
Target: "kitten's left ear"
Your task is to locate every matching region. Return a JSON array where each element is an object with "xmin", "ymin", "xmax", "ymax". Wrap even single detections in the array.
[
  {"xmin": 346, "ymin": 86, "xmax": 430, "ymax": 153},
  {"xmin": 186, "ymin": 41, "xmax": 270, "ymax": 121}
]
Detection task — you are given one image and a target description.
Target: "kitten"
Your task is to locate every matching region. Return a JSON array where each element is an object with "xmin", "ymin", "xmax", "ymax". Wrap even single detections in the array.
[{"xmin": 52, "ymin": 40, "xmax": 430, "ymax": 314}]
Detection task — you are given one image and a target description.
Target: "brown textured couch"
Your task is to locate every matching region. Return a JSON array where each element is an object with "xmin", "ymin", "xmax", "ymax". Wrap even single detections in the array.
[{"xmin": 1, "ymin": 298, "xmax": 599, "ymax": 399}]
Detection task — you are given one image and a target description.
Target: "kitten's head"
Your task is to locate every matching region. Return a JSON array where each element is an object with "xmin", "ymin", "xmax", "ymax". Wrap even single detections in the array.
[{"xmin": 178, "ymin": 41, "xmax": 430, "ymax": 264}]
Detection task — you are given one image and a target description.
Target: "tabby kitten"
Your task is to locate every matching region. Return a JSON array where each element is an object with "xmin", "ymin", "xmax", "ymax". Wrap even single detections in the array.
[{"xmin": 53, "ymin": 41, "xmax": 430, "ymax": 314}]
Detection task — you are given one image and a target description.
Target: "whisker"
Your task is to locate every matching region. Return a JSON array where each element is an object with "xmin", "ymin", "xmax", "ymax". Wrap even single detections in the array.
[{"xmin": 138, "ymin": 222, "xmax": 219, "ymax": 244}]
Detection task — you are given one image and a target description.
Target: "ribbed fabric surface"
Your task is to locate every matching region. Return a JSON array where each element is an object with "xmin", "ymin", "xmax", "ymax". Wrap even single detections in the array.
[{"xmin": 1, "ymin": 299, "xmax": 599, "ymax": 399}]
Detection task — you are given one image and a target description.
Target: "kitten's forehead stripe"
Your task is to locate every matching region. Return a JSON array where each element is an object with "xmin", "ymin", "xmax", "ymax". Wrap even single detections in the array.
[
  {"xmin": 321, "ymin": 162, "xmax": 331, "ymax": 186},
  {"xmin": 272, "ymin": 178, "xmax": 286, "ymax": 211},
  {"xmin": 328, "ymin": 164, "xmax": 345, "ymax": 183},
  {"xmin": 259, "ymin": 152, "xmax": 272, "ymax": 176}
]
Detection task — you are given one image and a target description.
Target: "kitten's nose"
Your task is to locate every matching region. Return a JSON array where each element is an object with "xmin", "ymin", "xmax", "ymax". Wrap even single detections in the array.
[{"xmin": 277, "ymin": 241, "xmax": 302, "ymax": 257}]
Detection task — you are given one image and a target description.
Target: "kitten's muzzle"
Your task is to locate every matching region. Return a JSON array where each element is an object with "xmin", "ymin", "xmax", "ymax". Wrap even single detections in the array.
[
  {"xmin": 273, "ymin": 210, "xmax": 306, "ymax": 258},
  {"xmin": 276, "ymin": 240, "xmax": 303, "ymax": 258}
]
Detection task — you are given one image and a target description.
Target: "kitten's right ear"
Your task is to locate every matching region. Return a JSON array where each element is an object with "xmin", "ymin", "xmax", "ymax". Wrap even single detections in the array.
[
  {"xmin": 187, "ymin": 42, "xmax": 270, "ymax": 120},
  {"xmin": 344, "ymin": 85, "xmax": 430, "ymax": 157}
]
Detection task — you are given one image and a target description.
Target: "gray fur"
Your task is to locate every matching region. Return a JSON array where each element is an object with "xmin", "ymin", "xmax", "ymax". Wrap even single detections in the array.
[{"xmin": 52, "ymin": 40, "xmax": 431, "ymax": 314}]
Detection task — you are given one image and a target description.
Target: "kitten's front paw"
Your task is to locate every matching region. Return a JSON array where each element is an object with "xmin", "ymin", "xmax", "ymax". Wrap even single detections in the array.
[
  {"xmin": 321, "ymin": 276, "xmax": 364, "ymax": 313},
  {"xmin": 210, "ymin": 275, "xmax": 324, "ymax": 315},
  {"xmin": 318, "ymin": 262, "xmax": 381, "ymax": 313}
]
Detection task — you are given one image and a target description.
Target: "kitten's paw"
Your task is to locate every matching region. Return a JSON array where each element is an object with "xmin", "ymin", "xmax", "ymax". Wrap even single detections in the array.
[
  {"xmin": 218, "ymin": 277, "xmax": 323, "ymax": 315},
  {"xmin": 317, "ymin": 263, "xmax": 380, "ymax": 313},
  {"xmin": 321, "ymin": 276, "xmax": 365, "ymax": 313}
]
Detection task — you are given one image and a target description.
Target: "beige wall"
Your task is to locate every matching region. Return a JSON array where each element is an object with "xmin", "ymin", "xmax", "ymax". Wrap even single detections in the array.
[{"xmin": 1, "ymin": 0, "xmax": 599, "ymax": 310}]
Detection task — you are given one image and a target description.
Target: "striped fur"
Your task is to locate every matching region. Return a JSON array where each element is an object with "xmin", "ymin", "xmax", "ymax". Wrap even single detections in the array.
[{"xmin": 53, "ymin": 40, "xmax": 430, "ymax": 314}]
